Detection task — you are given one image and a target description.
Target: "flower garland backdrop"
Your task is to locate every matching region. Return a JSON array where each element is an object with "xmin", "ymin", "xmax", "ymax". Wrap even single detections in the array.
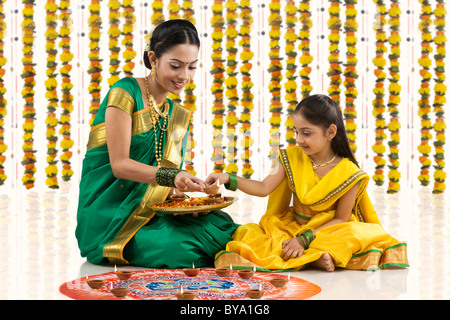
[{"xmin": 0, "ymin": 0, "xmax": 447, "ymax": 194}]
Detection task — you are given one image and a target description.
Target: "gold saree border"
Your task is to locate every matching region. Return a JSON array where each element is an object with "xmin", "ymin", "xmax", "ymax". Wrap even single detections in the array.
[
  {"xmin": 107, "ymin": 87, "xmax": 135, "ymax": 116},
  {"xmin": 346, "ymin": 242, "xmax": 409, "ymax": 270},
  {"xmin": 102, "ymin": 103, "xmax": 191, "ymax": 265}
]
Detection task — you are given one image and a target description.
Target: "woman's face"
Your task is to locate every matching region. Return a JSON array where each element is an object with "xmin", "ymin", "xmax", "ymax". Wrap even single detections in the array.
[
  {"xmin": 292, "ymin": 112, "xmax": 335, "ymax": 156},
  {"xmin": 152, "ymin": 43, "xmax": 199, "ymax": 95}
]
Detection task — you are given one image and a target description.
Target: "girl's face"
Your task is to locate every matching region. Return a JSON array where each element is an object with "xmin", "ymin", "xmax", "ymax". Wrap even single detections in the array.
[
  {"xmin": 151, "ymin": 43, "xmax": 199, "ymax": 95},
  {"xmin": 292, "ymin": 112, "xmax": 336, "ymax": 156}
]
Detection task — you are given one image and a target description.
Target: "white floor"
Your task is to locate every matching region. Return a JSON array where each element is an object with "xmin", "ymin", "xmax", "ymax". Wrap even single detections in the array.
[{"xmin": 1, "ymin": 183, "xmax": 448, "ymax": 300}]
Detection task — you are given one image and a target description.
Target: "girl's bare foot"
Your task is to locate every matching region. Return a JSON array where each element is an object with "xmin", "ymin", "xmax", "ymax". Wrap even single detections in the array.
[{"xmin": 311, "ymin": 253, "xmax": 335, "ymax": 272}]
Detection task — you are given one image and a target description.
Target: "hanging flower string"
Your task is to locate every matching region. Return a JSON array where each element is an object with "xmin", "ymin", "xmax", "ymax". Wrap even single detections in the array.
[
  {"xmin": 0, "ymin": 0, "xmax": 7, "ymax": 185},
  {"xmin": 343, "ymin": 0, "xmax": 358, "ymax": 155},
  {"xmin": 87, "ymin": 0, "xmax": 102, "ymax": 126},
  {"xmin": 108, "ymin": 0, "xmax": 121, "ymax": 87},
  {"xmin": 21, "ymin": 0, "xmax": 36, "ymax": 189},
  {"xmin": 44, "ymin": 0, "xmax": 59, "ymax": 189},
  {"xmin": 121, "ymin": 0, "xmax": 136, "ymax": 78},
  {"xmin": 298, "ymin": 0, "xmax": 312, "ymax": 99},
  {"xmin": 238, "ymin": 0, "xmax": 253, "ymax": 179},
  {"xmin": 151, "ymin": 0, "xmax": 165, "ymax": 25},
  {"xmin": 327, "ymin": 1, "xmax": 342, "ymax": 107},
  {"xmin": 267, "ymin": 0, "xmax": 282, "ymax": 168},
  {"xmin": 181, "ymin": 0, "xmax": 197, "ymax": 176},
  {"xmin": 167, "ymin": 0, "xmax": 181, "ymax": 104},
  {"xmin": 59, "ymin": 0, "xmax": 74, "ymax": 182},
  {"xmin": 432, "ymin": 1, "xmax": 446, "ymax": 193},
  {"xmin": 371, "ymin": 0, "xmax": 388, "ymax": 186},
  {"xmin": 284, "ymin": 0, "xmax": 298, "ymax": 147},
  {"xmin": 210, "ymin": 0, "xmax": 225, "ymax": 173},
  {"xmin": 386, "ymin": 0, "xmax": 401, "ymax": 193},
  {"xmin": 417, "ymin": 0, "xmax": 433, "ymax": 187},
  {"xmin": 224, "ymin": 0, "xmax": 239, "ymax": 175}
]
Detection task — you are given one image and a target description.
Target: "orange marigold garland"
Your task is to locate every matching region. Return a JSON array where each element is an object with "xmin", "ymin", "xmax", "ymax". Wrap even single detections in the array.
[
  {"xmin": 327, "ymin": 1, "xmax": 342, "ymax": 107},
  {"xmin": 87, "ymin": 0, "xmax": 102, "ymax": 126},
  {"xmin": 181, "ymin": 0, "xmax": 197, "ymax": 176},
  {"xmin": 0, "ymin": 0, "xmax": 7, "ymax": 185},
  {"xmin": 224, "ymin": 0, "xmax": 239, "ymax": 175},
  {"xmin": 121, "ymin": 0, "xmax": 136, "ymax": 78},
  {"xmin": 417, "ymin": 0, "xmax": 433, "ymax": 186},
  {"xmin": 44, "ymin": 0, "xmax": 59, "ymax": 189},
  {"xmin": 210, "ymin": 0, "xmax": 225, "ymax": 173},
  {"xmin": 343, "ymin": 0, "xmax": 358, "ymax": 155},
  {"xmin": 432, "ymin": 1, "xmax": 446, "ymax": 193},
  {"xmin": 151, "ymin": 0, "xmax": 165, "ymax": 25},
  {"xmin": 386, "ymin": 0, "xmax": 401, "ymax": 193},
  {"xmin": 267, "ymin": 0, "xmax": 282, "ymax": 168},
  {"xmin": 238, "ymin": 0, "xmax": 253, "ymax": 179},
  {"xmin": 284, "ymin": 0, "xmax": 298, "ymax": 147},
  {"xmin": 108, "ymin": 0, "xmax": 121, "ymax": 87},
  {"xmin": 21, "ymin": 0, "xmax": 36, "ymax": 189},
  {"xmin": 298, "ymin": 0, "xmax": 313, "ymax": 100},
  {"xmin": 371, "ymin": 0, "xmax": 388, "ymax": 186},
  {"xmin": 167, "ymin": 0, "xmax": 181, "ymax": 104},
  {"xmin": 59, "ymin": 0, "xmax": 74, "ymax": 182}
]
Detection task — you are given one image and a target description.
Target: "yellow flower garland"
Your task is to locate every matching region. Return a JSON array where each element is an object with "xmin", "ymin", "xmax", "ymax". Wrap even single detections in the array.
[
  {"xmin": 343, "ymin": 0, "xmax": 358, "ymax": 155},
  {"xmin": 298, "ymin": 0, "xmax": 312, "ymax": 99},
  {"xmin": 386, "ymin": 0, "xmax": 401, "ymax": 193},
  {"xmin": 0, "ymin": 0, "xmax": 6, "ymax": 185},
  {"xmin": 417, "ymin": 0, "xmax": 433, "ymax": 187},
  {"xmin": 108, "ymin": 0, "xmax": 121, "ymax": 87},
  {"xmin": 284, "ymin": 0, "xmax": 298, "ymax": 147},
  {"xmin": 239, "ymin": 0, "xmax": 253, "ymax": 179},
  {"xmin": 224, "ymin": 0, "xmax": 239, "ymax": 175},
  {"xmin": 268, "ymin": 0, "xmax": 282, "ymax": 168},
  {"xmin": 151, "ymin": 0, "xmax": 165, "ymax": 25},
  {"xmin": 181, "ymin": 0, "xmax": 197, "ymax": 176},
  {"xmin": 59, "ymin": 0, "xmax": 74, "ymax": 182},
  {"xmin": 327, "ymin": 0, "xmax": 342, "ymax": 106},
  {"xmin": 211, "ymin": 0, "xmax": 225, "ymax": 173},
  {"xmin": 22, "ymin": 0, "xmax": 36, "ymax": 189},
  {"xmin": 122, "ymin": 0, "xmax": 136, "ymax": 77},
  {"xmin": 44, "ymin": 0, "xmax": 59, "ymax": 189},
  {"xmin": 167, "ymin": 0, "xmax": 181, "ymax": 104},
  {"xmin": 371, "ymin": 0, "xmax": 388, "ymax": 186},
  {"xmin": 87, "ymin": 0, "xmax": 102, "ymax": 126},
  {"xmin": 432, "ymin": 0, "xmax": 446, "ymax": 193}
]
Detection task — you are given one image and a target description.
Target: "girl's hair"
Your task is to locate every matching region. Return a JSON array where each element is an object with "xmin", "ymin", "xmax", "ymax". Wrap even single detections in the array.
[
  {"xmin": 294, "ymin": 94, "xmax": 359, "ymax": 167},
  {"xmin": 143, "ymin": 19, "xmax": 200, "ymax": 70}
]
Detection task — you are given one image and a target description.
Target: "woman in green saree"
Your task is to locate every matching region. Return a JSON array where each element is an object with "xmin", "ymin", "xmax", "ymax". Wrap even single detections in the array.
[
  {"xmin": 207, "ymin": 95, "xmax": 408, "ymax": 272},
  {"xmin": 76, "ymin": 19, "xmax": 239, "ymax": 268}
]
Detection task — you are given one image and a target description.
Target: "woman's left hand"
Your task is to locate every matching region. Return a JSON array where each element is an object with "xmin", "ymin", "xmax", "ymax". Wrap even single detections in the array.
[
  {"xmin": 174, "ymin": 171, "xmax": 206, "ymax": 192},
  {"xmin": 281, "ymin": 237, "xmax": 305, "ymax": 260}
]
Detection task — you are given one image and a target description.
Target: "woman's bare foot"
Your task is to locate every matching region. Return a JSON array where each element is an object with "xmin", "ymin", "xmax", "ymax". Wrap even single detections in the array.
[{"xmin": 311, "ymin": 253, "xmax": 335, "ymax": 272}]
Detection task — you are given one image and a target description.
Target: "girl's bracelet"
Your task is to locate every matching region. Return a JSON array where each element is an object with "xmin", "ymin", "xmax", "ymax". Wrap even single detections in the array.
[
  {"xmin": 296, "ymin": 229, "xmax": 315, "ymax": 249},
  {"xmin": 224, "ymin": 172, "xmax": 238, "ymax": 191}
]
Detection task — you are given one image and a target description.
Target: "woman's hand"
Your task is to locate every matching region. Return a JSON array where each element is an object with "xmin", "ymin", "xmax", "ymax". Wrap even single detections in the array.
[
  {"xmin": 281, "ymin": 237, "xmax": 305, "ymax": 260},
  {"xmin": 204, "ymin": 173, "xmax": 229, "ymax": 187},
  {"xmin": 174, "ymin": 171, "xmax": 206, "ymax": 192}
]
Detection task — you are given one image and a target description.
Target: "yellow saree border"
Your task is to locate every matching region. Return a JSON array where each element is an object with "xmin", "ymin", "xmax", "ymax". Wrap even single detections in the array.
[{"xmin": 102, "ymin": 103, "xmax": 191, "ymax": 265}]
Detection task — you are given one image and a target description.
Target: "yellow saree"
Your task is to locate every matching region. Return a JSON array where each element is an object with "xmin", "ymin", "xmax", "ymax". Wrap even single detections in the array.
[{"xmin": 215, "ymin": 146, "xmax": 408, "ymax": 271}]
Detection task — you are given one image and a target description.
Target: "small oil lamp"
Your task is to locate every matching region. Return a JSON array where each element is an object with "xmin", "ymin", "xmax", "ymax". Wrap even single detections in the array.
[
  {"xmin": 110, "ymin": 283, "xmax": 129, "ymax": 298},
  {"xmin": 175, "ymin": 286, "xmax": 196, "ymax": 300},
  {"xmin": 86, "ymin": 275, "xmax": 104, "ymax": 289},
  {"xmin": 114, "ymin": 265, "xmax": 133, "ymax": 280},
  {"xmin": 246, "ymin": 283, "xmax": 264, "ymax": 299},
  {"xmin": 215, "ymin": 264, "xmax": 232, "ymax": 277},
  {"xmin": 270, "ymin": 273, "xmax": 290, "ymax": 288},
  {"xmin": 237, "ymin": 265, "xmax": 255, "ymax": 280},
  {"xmin": 183, "ymin": 262, "xmax": 200, "ymax": 277}
]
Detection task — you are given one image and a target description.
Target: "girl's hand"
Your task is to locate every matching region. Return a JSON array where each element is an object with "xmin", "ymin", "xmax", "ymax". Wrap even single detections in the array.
[
  {"xmin": 281, "ymin": 237, "xmax": 305, "ymax": 260},
  {"xmin": 174, "ymin": 171, "xmax": 206, "ymax": 192},
  {"xmin": 204, "ymin": 173, "xmax": 229, "ymax": 187}
]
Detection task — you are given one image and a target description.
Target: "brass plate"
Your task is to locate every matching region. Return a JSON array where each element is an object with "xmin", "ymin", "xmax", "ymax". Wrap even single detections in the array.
[{"xmin": 152, "ymin": 196, "xmax": 237, "ymax": 214}]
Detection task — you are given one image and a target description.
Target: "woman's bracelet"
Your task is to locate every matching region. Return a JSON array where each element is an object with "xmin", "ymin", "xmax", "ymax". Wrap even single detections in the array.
[
  {"xmin": 155, "ymin": 167, "xmax": 182, "ymax": 188},
  {"xmin": 296, "ymin": 229, "xmax": 315, "ymax": 249},
  {"xmin": 224, "ymin": 172, "xmax": 238, "ymax": 191}
]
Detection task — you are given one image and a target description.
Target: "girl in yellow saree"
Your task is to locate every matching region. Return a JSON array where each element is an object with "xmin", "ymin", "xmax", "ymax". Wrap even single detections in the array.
[{"xmin": 206, "ymin": 94, "xmax": 408, "ymax": 271}]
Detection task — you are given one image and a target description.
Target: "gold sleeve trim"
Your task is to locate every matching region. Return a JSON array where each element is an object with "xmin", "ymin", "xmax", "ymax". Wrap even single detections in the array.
[{"xmin": 106, "ymin": 87, "xmax": 135, "ymax": 116}]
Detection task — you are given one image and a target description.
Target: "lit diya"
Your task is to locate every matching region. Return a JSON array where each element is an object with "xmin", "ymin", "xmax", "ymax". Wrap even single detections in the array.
[
  {"xmin": 203, "ymin": 183, "xmax": 220, "ymax": 195},
  {"xmin": 86, "ymin": 276, "xmax": 104, "ymax": 289},
  {"xmin": 183, "ymin": 263, "xmax": 200, "ymax": 277},
  {"xmin": 175, "ymin": 286, "xmax": 196, "ymax": 300},
  {"xmin": 270, "ymin": 273, "xmax": 290, "ymax": 288},
  {"xmin": 237, "ymin": 265, "xmax": 256, "ymax": 280},
  {"xmin": 246, "ymin": 284, "xmax": 264, "ymax": 299},
  {"xmin": 215, "ymin": 264, "xmax": 232, "ymax": 277},
  {"xmin": 114, "ymin": 265, "xmax": 133, "ymax": 280}
]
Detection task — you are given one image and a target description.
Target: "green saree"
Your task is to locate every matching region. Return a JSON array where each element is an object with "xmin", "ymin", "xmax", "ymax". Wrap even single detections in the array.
[{"xmin": 76, "ymin": 77, "xmax": 239, "ymax": 268}]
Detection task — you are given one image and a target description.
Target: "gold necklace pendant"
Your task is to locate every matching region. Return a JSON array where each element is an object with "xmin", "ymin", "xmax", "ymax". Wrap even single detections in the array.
[{"xmin": 310, "ymin": 155, "xmax": 337, "ymax": 170}]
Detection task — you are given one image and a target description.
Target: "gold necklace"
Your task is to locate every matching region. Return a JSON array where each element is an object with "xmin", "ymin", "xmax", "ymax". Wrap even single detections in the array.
[
  {"xmin": 309, "ymin": 154, "xmax": 337, "ymax": 170},
  {"xmin": 145, "ymin": 75, "xmax": 170, "ymax": 166}
]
